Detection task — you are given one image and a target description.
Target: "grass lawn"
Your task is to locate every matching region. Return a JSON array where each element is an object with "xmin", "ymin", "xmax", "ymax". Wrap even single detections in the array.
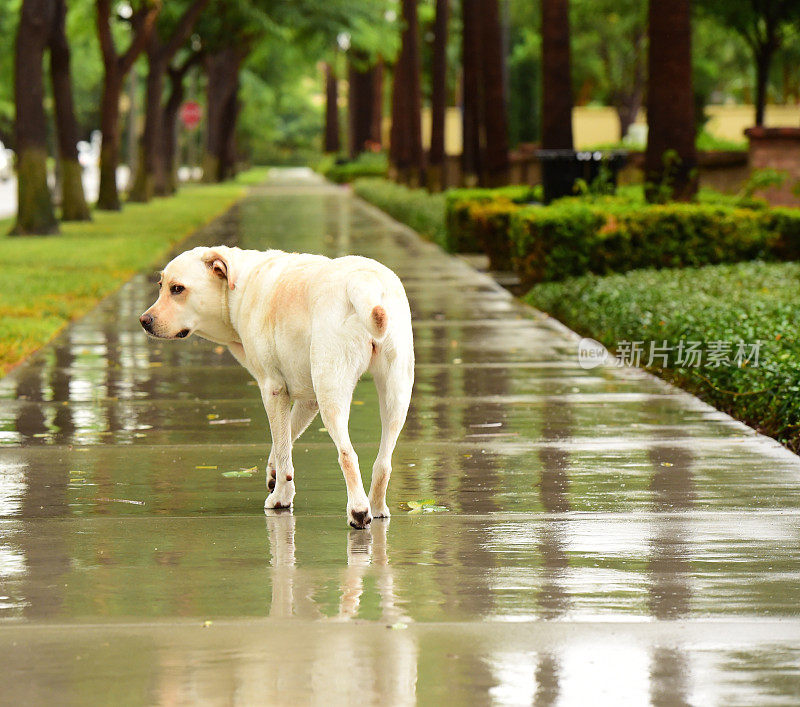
[
  {"xmin": 0, "ymin": 167, "xmax": 269, "ymax": 376},
  {"xmin": 526, "ymin": 260, "xmax": 800, "ymax": 450}
]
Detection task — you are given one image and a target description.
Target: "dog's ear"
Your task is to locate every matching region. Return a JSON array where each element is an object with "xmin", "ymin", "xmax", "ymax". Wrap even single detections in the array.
[{"xmin": 202, "ymin": 248, "xmax": 237, "ymax": 290}]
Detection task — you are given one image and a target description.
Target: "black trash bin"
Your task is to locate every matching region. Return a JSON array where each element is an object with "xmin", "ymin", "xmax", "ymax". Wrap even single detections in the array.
[{"xmin": 536, "ymin": 149, "xmax": 627, "ymax": 204}]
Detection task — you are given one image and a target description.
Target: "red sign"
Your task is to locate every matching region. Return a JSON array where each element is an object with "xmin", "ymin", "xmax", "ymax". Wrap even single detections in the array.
[{"xmin": 180, "ymin": 101, "xmax": 202, "ymax": 130}]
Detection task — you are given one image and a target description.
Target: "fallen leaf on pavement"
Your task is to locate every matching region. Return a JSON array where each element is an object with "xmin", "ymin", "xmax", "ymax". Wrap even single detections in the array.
[
  {"xmin": 399, "ymin": 499, "xmax": 449, "ymax": 513},
  {"xmin": 222, "ymin": 466, "xmax": 258, "ymax": 478}
]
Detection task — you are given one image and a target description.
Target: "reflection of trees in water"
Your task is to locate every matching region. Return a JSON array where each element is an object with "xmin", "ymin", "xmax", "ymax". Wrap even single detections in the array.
[
  {"xmin": 610, "ymin": 396, "xmax": 695, "ymax": 704},
  {"xmin": 537, "ymin": 399, "xmax": 572, "ymax": 619},
  {"xmin": 647, "ymin": 443, "xmax": 694, "ymax": 707},
  {"xmin": 534, "ymin": 654, "xmax": 561, "ymax": 707},
  {"xmin": 533, "ymin": 398, "xmax": 573, "ymax": 705},
  {"xmin": 647, "ymin": 444, "xmax": 694, "ymax": 618},
  {"xmin": 650, "ymin": 648, "xmax": 691, "ymax": 707},
  {"xmin": 11, "ymin": 335, "xmax": 72, "ymax": 617},
  {"xmin": 460, "ymin": 359, "xmax": 506, "ymax": 515},
  {"xmin": 51, "ymin": 337, "xmax": 76, "ymax": 440},
  {"xmin": 18, "ymin": 457, "xmax": 70, "ymax": 618},
  {"xmin": 14, "ymin": 363, "xmax": 48, "ymax": 442}
]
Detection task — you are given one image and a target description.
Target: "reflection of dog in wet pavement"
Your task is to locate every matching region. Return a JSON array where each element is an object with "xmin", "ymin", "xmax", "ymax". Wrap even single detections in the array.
[
  {"xmin": 264, "ymin": 514, "xmax": 410, "ymax": 622},
  {"xmin": 140, "ymin": 245, "xmax": 414, "ymax": 528}
]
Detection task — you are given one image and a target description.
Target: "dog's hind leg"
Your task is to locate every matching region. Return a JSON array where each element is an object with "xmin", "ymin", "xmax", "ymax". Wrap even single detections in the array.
[
  {"xmin": 368, "ymin": 351, "xmax": 413, "ymax": 519},
  {"xmin": 267, "ymin": 399, "xmax": 319, "ymax": 491},
  {"xmin": 315, "ymin": 385, "xmax": 372, "ymax": 529}
]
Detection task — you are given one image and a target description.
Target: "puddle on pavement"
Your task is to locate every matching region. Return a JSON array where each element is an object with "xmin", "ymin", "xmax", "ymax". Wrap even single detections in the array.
[{"xmin": 1, "ymin": 170, "xmax": 799, "ymax": 703}]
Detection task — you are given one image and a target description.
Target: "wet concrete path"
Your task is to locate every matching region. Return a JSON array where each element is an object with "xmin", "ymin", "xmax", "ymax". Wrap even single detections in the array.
[{"xmin": 1, "ymin": 169, "xmax": 800, "ymax": 704}]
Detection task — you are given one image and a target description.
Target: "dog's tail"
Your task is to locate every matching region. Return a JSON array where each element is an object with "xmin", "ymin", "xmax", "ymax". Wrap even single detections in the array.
[{"xmin": 347, "ymin": 277, "xmax": 389, "ymax": 341}]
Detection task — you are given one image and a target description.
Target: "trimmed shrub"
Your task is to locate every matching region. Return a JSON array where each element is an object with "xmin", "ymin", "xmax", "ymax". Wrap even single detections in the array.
[
  {"xmin": 766, "ymin": 208, "xmax": 800, "ymax": 260},
  {"xmin": 508, "ymin": 201, "xmax": 800, "ymax": 287},
  {"xmin": 590, "ymin": 205, "xmax": 773, "ymax": 275},
  {"xmin": 465, "ymin": 199, "xmax": 523, "ymax": 270},
  {"xmin": 525, "ymin": 260, "xmax": 800, "ymax": 451},
  {"xmin": 324, "ymin": 153, "xmax": 388, "ymax": 184},
  {"xmin": 445, "ymin": 185, "xmax": 540, "ymax": 253},
  {"xmin": 353, "ymin": 178, "xmax": 447, "ymax": 247},
  {"xmin": 509, "ymin": 202, "xmax": 605, "ymax": 284}
]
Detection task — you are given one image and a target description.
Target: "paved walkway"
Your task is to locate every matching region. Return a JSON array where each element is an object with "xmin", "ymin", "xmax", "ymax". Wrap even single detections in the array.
[{"xmin": 1, "ymin": 168, "xmax": 800, "ymax": 704}]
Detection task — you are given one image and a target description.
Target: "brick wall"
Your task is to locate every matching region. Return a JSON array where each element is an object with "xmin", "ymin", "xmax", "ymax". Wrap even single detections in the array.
[{"xmin": 745, "ymin": 127, "xmax": 800, "ymax": 206}]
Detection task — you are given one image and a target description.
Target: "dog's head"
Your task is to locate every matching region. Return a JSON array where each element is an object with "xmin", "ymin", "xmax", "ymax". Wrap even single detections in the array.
[{"xmin": 139, "ymin": 246, "xmax": 239, "ymax": 342}]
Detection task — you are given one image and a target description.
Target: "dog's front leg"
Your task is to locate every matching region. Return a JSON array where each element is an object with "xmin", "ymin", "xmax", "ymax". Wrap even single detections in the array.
[{"xmin": 261, "ymin": 383, "xmax": 296, "ymax": 510}]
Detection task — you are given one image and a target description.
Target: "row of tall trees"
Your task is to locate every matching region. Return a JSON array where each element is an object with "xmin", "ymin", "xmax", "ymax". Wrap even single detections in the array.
[
  {"xmin": 11, "ymin": 0, "xmax": 387, "ymax": 235},
  {"xmin": 326, "ymin": 0, "xmax": 800, "ymax": 201},
  {"xmin": 543, "ymin": 0, "xmax": 698, "ymax": 200},
  {"xmin": 325, "ymin": 0, "xmax": 510, "ymax": 191},
  {"xmin": 11, "ymin": 0, "xmax": 800, "ymax": 233}
]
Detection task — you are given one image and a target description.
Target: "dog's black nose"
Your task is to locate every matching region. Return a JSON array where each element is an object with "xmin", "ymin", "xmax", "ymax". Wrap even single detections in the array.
[{"xmin": 139, "ymin": 313, "xmax": 154, "ymax": 332}]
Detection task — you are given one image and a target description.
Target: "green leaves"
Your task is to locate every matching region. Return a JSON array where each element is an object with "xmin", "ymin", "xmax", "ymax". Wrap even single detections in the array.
[
  {"xmin": 221, "ymin": 466, "xmax": 259, "ymax": 478},
  {"xmin": 399, "ymin": 499, "xmax": 448, "ymax": 513}
]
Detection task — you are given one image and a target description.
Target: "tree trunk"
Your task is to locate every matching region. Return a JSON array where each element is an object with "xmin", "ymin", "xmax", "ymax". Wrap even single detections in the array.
[
  {"xmin": 479, "ymin": 0, "xmax": 509, "ymax": 186},
  {"xmin": 461, "ymin": 0, "xmax": 482, "ymax": 186},
  {"xmin": 162, "ymin": 53, "xmax": 202, "ymax": 195},
  {"xmin": 389, "ymin": 59, "xmax": 406, "ymax": 181},
  {"xmin": 324, "ymin": 61, "xmax": 340, "ymax": 153},
  {"xmin": 49, "ymin": 0, "xmax": 90, "ymax": 221},
  {"xmin": 12, "ymin": 0, "xmax": 58, "ymax": 235},
  {"xmin": 97, "ymin": 70, "xmax": 123, "ymax": 210},
  {"xmin": 348, "ymin": 53, "xmax": 377, "ymax": 158},
  {"xmin": 370, "ymin": 59, "xmax": 383, "ymax": 147},
  {"xmin": 428, "ymin": 0, "xmax": 448, "ymax": 192},
  {"xmin": 129, "ymin": 0, "xmax": 208, "ymax": 200},
  {"xmin": 95, "ymin": 0, "xmax": 160, "ymax": 210},
  {"xmin": 619, "ymin": 30, "xmax": 645, "ymax": 140},
  {"xmin": 219, "ymin": 77, "xmax": 240, "ymax": 180},
  {"xmin": 162, "ymin": 71, "xmax": 184, "ymax": 195},
  {"xmin": 617, "ymin": 100, "xmax": 640, "ymax": 141},
  {"xmin": 541, "ymin": 0, "xmax": 574, "ymax": 150},
  {"xmin": 389, "ymin": 0, "xmax": 424, "ymax": 186},
  {"xmin": 754, "ymin": 49, "xmax": 774, "ymax": 127},
  {"xmin": 129, "ymin": 37, "xmax": 163, "ymax": 202},
  {"xmin": 645, "ymin": 0, "xmax": 697, "ymax": 202},
  {"xmin": 203, "ymin": 48, "xmax": 242, "ymax": 182}
]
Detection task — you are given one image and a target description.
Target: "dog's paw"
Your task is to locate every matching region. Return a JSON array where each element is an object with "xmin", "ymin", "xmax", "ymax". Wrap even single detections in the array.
[
  {"xmin": 265, "ymin": 481, "xmax": 295, "ymax": 510},
  {"xmin": 369, "ymin": 499, "xmax": 391, "ymax": 519},
  {"xmin": 267, "ymin": 467, "xmax": 277, "ymax": 491},
  {"xmin": 347, "ymin": 505, "xmax": 372, "ymax": 530}
]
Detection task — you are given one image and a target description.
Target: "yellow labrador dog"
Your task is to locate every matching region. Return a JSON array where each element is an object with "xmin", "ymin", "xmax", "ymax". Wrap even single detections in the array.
[{"xmin": 140, "ymin": 245, "xmax": 414, "ymax": 529}]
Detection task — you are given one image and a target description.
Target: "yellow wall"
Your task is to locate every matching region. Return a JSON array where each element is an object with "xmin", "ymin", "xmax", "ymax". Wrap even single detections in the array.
[
  {"xmin": 705, "ymin": 105, "xmax": 800, "ymax": 142},
  {"xmin": 395, "ymin": 104, "xmax": 800, "ymax": 152},
  {"xmin": 572, "ymin": 107, "xmax": 625, "ymax": 148}
]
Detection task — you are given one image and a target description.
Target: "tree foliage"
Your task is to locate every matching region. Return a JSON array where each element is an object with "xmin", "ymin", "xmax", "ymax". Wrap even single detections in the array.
[{"xmin": 696, "ymin": 0, "xmax": 800, "ymax": 124}]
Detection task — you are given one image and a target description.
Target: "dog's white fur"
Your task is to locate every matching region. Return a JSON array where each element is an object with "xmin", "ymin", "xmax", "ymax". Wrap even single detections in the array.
[{"xmin": 140, "ymin": 245, "xmax": 414, "ymax": 528}]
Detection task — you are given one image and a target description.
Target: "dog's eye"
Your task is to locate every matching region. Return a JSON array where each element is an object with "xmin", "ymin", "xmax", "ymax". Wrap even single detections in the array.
[{"xmin": 170, "ymin": 284, "xmax": 185, "ymax": 295}]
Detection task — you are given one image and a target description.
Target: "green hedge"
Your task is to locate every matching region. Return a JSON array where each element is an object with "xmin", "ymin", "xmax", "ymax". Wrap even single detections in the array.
[
  {"xmin": 444, "ymin": 184, "xmax": 800, "ymax": 286},
  {"xmin": 525, "ymin": 260, "xmax": 800, "ymax": 451},
  {"xmin": 509, "ymin": 202, "xmax": 788, "ymax": 287},
  {"xmin": 323, "ymin": 153, "xmax": 388, "ymax": 184},
  {"xmin": 445, "ymin": 185, "xmax": 540, "ymax": 255},
  {"xmin": 353, "ymin": 178, "xmax": 447, "ymax": 247}
]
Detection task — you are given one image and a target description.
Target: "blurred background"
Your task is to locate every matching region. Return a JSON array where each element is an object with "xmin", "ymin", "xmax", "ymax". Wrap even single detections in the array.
[{"xmin": 2, "ymin": 0, "xmax": 799, "ymax": 229}]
